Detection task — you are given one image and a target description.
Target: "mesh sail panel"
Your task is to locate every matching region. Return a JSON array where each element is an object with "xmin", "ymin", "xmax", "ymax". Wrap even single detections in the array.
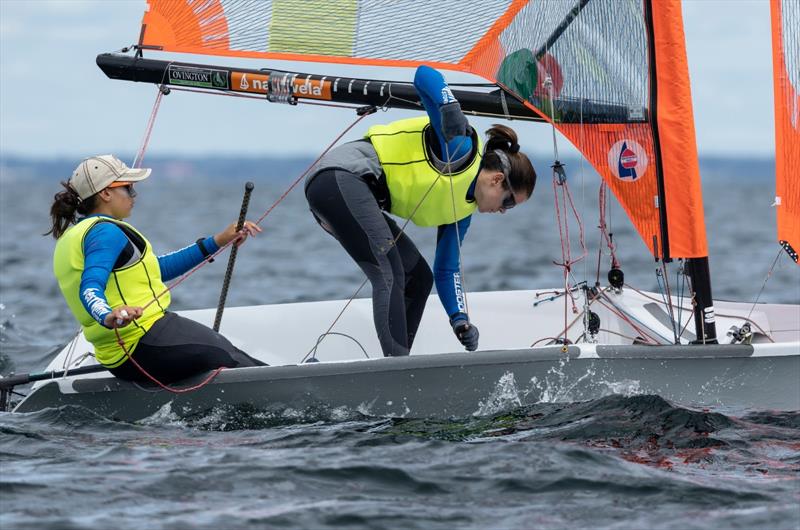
[
  {"xmin": 142, "ymin": 0, "xmax": 514, "ymax": 66},
  {"xmin": 772, "ymin": 0, "xmax": 800, "ymax": 263},
  {"xmin": 487, "ymin": 0, "xmax": 706, "ymax": 257},
  {"xmin": 140, "ymin": 0, "xmax": 707, "ymax": 258}
]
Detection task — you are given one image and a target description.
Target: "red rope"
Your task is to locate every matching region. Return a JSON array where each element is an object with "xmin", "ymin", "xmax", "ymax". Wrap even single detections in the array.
[
  {"xmin": 598, "ymin": 182, "xmax": 620, "ymax": 268},
  {"xmin": 133, "ymin": 87, "xmax": 164, "ymax": 169},
  {"xmin": 131, "ymin": 111, "xmax": 371, "ymax": 314},
  {"xmin": 591, "ymin": 297, "xmax": 660, "ymax": 345},
  {"xmin": 551, "ymin": 174, "xmax": 588, "ymax": 329},
  {"xmin": 113, "ymin": 112, "xmax": 372, "ymax": 385},
  {"xmin": 253, "ymin": 112, "xmax": 371, "ymax": 226},
  {"xmin": 115, "ymin": 328, "xmax": 224, "ymax": 393}
]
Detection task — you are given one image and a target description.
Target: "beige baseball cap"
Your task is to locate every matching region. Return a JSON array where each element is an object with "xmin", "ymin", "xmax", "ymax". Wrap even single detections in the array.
[{"xmin": 69, "ymin": 155, "xmax": 151, "ymax": 200}]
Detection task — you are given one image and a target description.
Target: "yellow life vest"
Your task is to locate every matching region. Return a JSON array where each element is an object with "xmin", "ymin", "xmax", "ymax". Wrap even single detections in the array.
[
  {"xmin": 366, "ymin": 116, "xmax": 482, "ymax": 227},
  {"xmin": 53, "ymin": 217, "xmax": 170, "ymax": 368}
]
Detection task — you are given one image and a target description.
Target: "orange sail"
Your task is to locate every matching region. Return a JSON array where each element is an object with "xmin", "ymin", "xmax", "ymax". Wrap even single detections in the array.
[
  {"xmin": 139, "ymin": 0, "xmax": 707, "ymax": 259},
  {"xmin": 770, "ymin": 0, "xmax": 800, "ymax": 264}
]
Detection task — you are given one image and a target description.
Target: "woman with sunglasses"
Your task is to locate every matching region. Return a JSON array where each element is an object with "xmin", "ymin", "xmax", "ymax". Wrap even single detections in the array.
[
  {"xmin": 47, "ymin": 155, "xmax": 264, "ymax": 384},
  {"xmin": 305, "ymin": 66, "xmax": 537, "ymax": 357}
]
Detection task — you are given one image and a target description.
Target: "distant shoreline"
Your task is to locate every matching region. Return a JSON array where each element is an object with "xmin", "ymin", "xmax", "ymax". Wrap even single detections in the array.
[{"xmin": 0, "ymin": 154, "xmax": 775, "ymax": 182}]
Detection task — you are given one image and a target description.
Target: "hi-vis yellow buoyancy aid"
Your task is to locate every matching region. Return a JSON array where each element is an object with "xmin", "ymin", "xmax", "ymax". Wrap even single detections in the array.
[
  {"xmin": 53, "ymin": 217, "xmax": 170, "ymax": 368},
  {"xmin": 366, "ymin": 116, "xmax": 483, "ymax": 227}
]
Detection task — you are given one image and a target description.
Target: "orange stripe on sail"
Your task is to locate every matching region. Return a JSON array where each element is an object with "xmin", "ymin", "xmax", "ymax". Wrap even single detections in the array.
[
  {"xmin": 143, "ymin": 0, "xmax": 230, "ymax": 51},
  {"xmin": 459, "ymin": 0, "xmax": 529, "ymax": 80},
  {"xmin": 770, "ymin": 0, "xmax": 800, "ymax": 263}
]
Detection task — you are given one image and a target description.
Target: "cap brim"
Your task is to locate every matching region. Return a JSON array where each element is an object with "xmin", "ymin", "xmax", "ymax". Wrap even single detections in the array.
[{"xmin": 116, "ymin": 167, "xmax": 152, "ymax": 183}]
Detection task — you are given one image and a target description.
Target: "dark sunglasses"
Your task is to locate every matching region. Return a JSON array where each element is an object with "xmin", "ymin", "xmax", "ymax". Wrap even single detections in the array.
[
  {"xmin": 110, "ymin": 183, "xmax": 137, "ymax": 198},
  {"xmin": 501, "ymin": 172, "xmax": 516, "ymax": 210}
]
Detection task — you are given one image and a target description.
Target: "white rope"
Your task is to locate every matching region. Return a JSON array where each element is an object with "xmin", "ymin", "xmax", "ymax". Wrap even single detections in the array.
[{"xmin": 746, "ymin": 247, "xmax": 784, "ymax": 321}]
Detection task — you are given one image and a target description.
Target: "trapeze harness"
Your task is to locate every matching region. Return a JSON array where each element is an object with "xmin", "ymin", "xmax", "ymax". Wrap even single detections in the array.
[{"xmin": 53, "ymin": 215, "xmax": 263, "ymax": 383}]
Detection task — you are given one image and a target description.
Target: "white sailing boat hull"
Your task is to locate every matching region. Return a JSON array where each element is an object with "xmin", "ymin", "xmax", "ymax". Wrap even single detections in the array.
[{"xmin": 12, "ymin": 289, "xmax": 800, "ymax": 420}]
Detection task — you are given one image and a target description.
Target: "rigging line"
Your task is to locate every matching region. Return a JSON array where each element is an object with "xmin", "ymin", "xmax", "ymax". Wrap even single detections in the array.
[
  {"xmin": 301, "ymin": 168, "xmax": 455, "ymax": 362},
  {"xmin": 623, "ymin": 282, "xmax": 750, "ymax": 342},
  {"xmin": 746, "ymin": 247, "xmax": 784, "ymax": 322},
  {"xmin": 132, "ymin": 61, "xmax": 175, "ymax": 168},
  {"xmin": 544, "ymin": 73, "xmax": 569, "ymax": 337},
  {"xmin": 132, "ymin": 86, "xmax": 164, "ymax": 169},
  {"xmin": 594, "ymin": 287, "xmax": 663, "ymax": 344},
  {"xmin": 308, "ymin": 331, "xmax": 370, "ymax": 361},
  {"xmin": 305, "ymin": 92, "xmax": 487, "ymax": 359},
  {"xmin": 579, "ymin": 88, "xmax": 588, "ymax": 289},
  {"xmin": 624, "ymin": 282, "xmax": 692, "ymax": 313},
  {"xmin": 541, "ymin": 281, "xmax": 613, "ymax": 346},
  {"xmin": 59, "ymin": 331, "xmax": 82, "ymax": 372},
  {"xmin": 660, "ymin": 258, "xmax": 679, "ymax": 344},
  {"xmin": 135, "ymin": 111, "xmax": 371, "ymax": 315},
  {"xmin": 253, "ymin": 112, "xmax": 370, "ymax": 227},
  {"xmin": 680, "ymin": 293, "xmax": 694, "ymax": 339},
  {"xmin": 597, "ymin": 328, "xmax": 647, "ymax": 343},
  {"xmin": 675, "ymin": 261, "xmax": 686, "ymax": 340},
  {"xmin": 655, "ymin": 265, "xmax": 679, "ymax": 343},
  {"xmin": 592, "ymin": 297, "xmax": 661, "ymax": 345},
  {"xmin": 386, "ymin": 83, "xmax": 424, "ymax": 109},
  {"xmin": 114, "ymin": 328, "xmax": 223, "ymax": 394},
  {"xmin": 302, "ymin": 125, "xmax": 471, "ymax": 362},
  {"xmin": 624, "ymin": 279, "xmax": 692, "ymax": 337},
  {"xmin": 624, "ymin": 279, "xmax": 773, "ymax": 341}
]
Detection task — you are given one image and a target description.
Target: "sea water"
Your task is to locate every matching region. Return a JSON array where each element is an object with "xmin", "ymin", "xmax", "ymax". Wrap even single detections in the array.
[{"xmin": 1, "ymin": 157, "xmax": 798, "ymax": 529}]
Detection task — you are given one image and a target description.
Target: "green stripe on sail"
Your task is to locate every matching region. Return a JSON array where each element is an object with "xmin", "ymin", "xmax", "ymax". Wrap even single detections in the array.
[{"xmin": 269, "ymin": 0, "xmax": 357, "ymax": 56}]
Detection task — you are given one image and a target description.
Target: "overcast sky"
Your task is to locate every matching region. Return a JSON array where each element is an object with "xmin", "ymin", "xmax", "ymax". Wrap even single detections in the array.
[{"xmin": 0, "ymin": 0, "xmax": 778, "ymax": 160}]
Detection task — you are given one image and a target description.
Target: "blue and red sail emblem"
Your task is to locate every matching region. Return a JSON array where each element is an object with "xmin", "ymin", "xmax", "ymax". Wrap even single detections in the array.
[{"xmin": 607, "ymin": 139, "xmax": 649, "ymax": 181}]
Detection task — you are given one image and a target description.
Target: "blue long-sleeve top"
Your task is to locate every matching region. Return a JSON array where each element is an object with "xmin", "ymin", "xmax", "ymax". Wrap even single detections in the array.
[
  {"xmin": 79, "ymin": 214, "xmax": 218, "ymax": 327},
  {"xmin": 414, "ymin": 65, "xmax": 476, "ymax": 320}
]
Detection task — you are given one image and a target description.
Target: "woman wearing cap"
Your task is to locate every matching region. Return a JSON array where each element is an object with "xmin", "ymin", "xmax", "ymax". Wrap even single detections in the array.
[
  {"xmin": 305, "ymin": 66, "xmax": 537, "ymax": 357},
  {"xmin": 47, "ymin": 155, "xmax": 265, "ymax": 384}
]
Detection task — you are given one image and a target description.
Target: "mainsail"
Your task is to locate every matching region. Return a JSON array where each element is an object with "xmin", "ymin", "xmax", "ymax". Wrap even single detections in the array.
[
  {"xmin": 135, "ymin": 0, "xmax": 708, "ymax": 261},
  {"xmin": 770, "ymin": 0, "xmax": 799, "ymax": 264}
]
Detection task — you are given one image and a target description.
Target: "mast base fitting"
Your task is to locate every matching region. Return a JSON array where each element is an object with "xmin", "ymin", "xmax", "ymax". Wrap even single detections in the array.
[{"xmin": 608, "ymin": 267, "xmax": 624, "ymax": 289}]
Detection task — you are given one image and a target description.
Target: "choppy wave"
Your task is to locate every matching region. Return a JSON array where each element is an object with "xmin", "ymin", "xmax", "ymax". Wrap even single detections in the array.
[{"xmin": 1, "ymin": 395, "xmax": 798, "ymax": 529}]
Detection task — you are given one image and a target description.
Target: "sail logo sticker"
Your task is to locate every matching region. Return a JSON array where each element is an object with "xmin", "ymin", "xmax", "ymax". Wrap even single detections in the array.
[
  {"xmin": 168, "ymin": 66, "xmax": 229, "ymax": 89},
  {"xmin": 232, "ymin": 72, "xmax": 270, "ymax": 93},
  {"xmin": 607, "ymin": 140, "xmax": 648, "ymax": 181},
  {"xmin": 231, "ymin": 72, "xmax": 332, "ymax": 100}
]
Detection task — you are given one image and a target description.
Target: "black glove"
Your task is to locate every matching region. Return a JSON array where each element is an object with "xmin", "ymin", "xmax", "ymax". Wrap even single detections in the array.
[
  {"xmin": 450, "ymin": 313, "xmax": 479, "ymax": 351},
  {"xmin": 440, "ymin": 101, "xmax": 468, "ymax": 143}
]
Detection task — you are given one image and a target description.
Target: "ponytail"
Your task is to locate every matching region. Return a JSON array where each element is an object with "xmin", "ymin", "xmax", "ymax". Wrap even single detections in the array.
[
  {"xmin": 45, "ymin": 181, "xmax": 97, "ymax": 239},
  {"xmin": 482, "ymin": 124, "xmax": 536, "ymax": 197}
]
